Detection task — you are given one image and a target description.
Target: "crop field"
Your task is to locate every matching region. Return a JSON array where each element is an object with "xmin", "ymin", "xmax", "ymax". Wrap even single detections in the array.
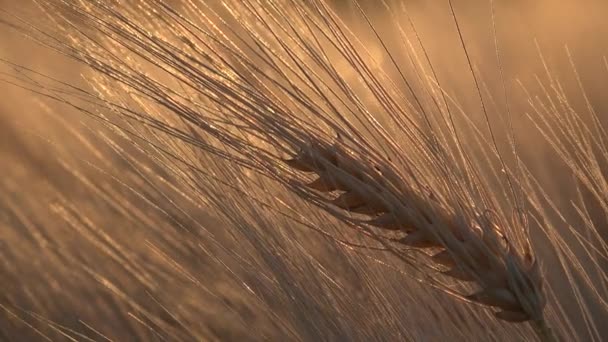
[{"xmin": 0, "ymin": 1, "xmax": 607, "ymax": 341}]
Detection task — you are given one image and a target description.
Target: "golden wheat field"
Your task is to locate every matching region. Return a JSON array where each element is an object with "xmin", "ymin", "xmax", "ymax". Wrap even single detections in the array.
[{"xmin": 1, "ymin": 1, "xmax": 607, "ymax": 341}]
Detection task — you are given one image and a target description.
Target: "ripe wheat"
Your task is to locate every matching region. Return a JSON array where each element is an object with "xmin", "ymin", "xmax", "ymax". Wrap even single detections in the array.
[{"xmin": 1, "ymin": 0, "xmax": 606, "ymax": 341}]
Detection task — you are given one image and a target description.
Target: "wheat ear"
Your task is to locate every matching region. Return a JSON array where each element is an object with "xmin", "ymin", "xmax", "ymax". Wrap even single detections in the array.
[{"xmin": 285, "ymin": 140, "xmax": 556, "ymax": 341}]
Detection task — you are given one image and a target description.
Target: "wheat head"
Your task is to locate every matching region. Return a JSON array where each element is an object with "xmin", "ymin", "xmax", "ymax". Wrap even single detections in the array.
[{"xmin": 280, "ymin": 137, "xmax": 554, "ymax": 339}]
